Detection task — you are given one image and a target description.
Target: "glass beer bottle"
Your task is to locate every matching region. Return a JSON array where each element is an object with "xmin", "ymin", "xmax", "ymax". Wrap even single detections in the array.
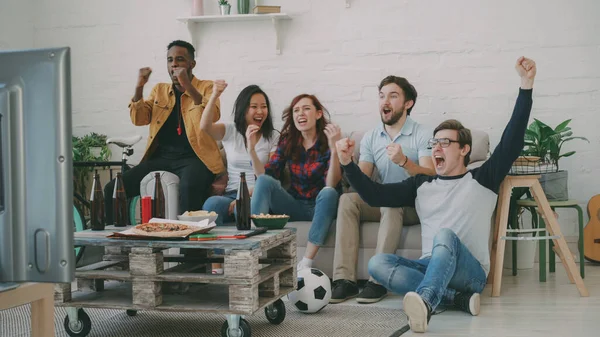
[
  {"xmin": 90, "ymin": 172, "xmax": 105, "ymax": 230},
  {"xmin": 113, "ymin": 172, "xmax": 129, "ymax": 227},
  {"xmin": 153, "ymin": 172, "xmax": 166, "ymax": 219},
  {"xmin": 235, "ymin": 172, "xmax": 251, "ymax": 230}
]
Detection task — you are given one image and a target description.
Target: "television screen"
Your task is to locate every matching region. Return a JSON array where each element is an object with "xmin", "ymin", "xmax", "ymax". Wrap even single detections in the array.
[{"xmin": 0, "ymin": 47, "xmax": 74, "ymax": 284}]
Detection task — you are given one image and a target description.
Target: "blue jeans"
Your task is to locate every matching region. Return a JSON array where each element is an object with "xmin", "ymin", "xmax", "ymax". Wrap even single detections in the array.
[
  {"xmin": 368, "ymin": 228, "xmax": 487, "ymax": 311},
  {"xmin": 202, "ymin": 191, "xmax": 238, "ymax": 226},
  {"xmin": 250, "ymin": 175, "xmax": 339, "ymax": 246}
]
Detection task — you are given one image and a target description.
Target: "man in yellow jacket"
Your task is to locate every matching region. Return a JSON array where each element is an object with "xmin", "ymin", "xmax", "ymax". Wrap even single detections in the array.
[{"xmin": 104, "ymin": 40, "xmax": 225, "ymax": 224}]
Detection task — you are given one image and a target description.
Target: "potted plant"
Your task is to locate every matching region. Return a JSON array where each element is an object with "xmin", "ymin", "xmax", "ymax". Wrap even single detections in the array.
[
  {"xmin": 520, "ymin": 118, "xmax": 589, "ymax": 200},
  {"xmin": 218, "ymin": 0, "xmax": 231, "ymax": 15},
  {"xmin": 72, "ymin": 132, "xmax": 111, "ymax": 214}
]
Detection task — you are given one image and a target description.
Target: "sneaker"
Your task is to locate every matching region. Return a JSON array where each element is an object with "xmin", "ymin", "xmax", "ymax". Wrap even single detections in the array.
[
  {"xmin": 453, "ymin": 292, "xmax": 480, "ymax": 316},
  {"xmin": 356, "ymin": 281, "xmax": 388, "ymax": 303},
  {"xmin": 403, "ymin": 292, "xmax": 432, "ymax": 333},
  {"xmin": 329, "ymin": 279, "xmax": 359, "ymax": 303}
]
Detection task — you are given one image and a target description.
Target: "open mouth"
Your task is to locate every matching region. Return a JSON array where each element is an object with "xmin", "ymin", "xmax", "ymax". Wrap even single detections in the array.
[
  {"xmin": 252, "ymin": 116, "xmax": 264, "ymax": 124},
  {"xmin": 434, "ymin": 155, "xmax": 445, "ymax": 168},
  {"xmin": 381, "ymin": 107, "xmax": 393, "ymax": 119},
  {"xmin": 296, "ymin": 117, "xmax": 307, "ymax": 127}
]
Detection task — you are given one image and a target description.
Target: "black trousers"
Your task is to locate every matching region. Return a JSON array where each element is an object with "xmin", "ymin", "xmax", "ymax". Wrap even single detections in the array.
[{"xmin": 103, "ymin": 151, "xmax": 215, "ymax": 225}]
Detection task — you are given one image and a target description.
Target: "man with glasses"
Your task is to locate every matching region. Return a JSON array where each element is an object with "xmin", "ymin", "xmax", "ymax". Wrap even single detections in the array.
[{"xmin": 335, "ymin": 56, "xmax": 536, "ymax": 333}]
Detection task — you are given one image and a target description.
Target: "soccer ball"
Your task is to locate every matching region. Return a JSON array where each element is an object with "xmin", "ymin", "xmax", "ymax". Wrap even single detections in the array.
[{"xmin": 287, "ymin": 268, "xmax": 331, "ymax": 314}]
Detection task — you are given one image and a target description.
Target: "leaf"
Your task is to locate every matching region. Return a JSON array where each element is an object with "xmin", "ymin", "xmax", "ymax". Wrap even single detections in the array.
[
  {"xmin": 559, "ymin": 151, "xmax": 576, "ymax": 158},
  {"xmin": 553, "ymin": 119, "xmax": 572, "ymax": 133},
  {"xmin": 562, "ymin": 136, "xmax": 589, "ymax": 143}
]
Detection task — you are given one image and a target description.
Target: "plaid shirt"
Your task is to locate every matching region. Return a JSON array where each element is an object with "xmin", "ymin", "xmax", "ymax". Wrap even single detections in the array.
[{"xmin": 265, "ymin": 137, "xmax": 331, "ymax": 200}]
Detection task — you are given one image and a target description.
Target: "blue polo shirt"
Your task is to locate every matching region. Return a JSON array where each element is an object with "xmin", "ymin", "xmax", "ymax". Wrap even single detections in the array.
[{"xmin": 359, "ymin": 116, "xmax": 432, "ymax": 184}]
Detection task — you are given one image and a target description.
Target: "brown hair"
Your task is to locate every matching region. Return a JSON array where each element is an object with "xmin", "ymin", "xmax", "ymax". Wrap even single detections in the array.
[
  {"xmin": 280, "ymin": 94, "xmax": 330, "ymax": 161},
  {"xmin": 434, "ymin": 119, "xmax": 472, "ymax": 166},
  {"xmin": 378, "ymin": 75, "xmax": 418, "ymax": 115}
]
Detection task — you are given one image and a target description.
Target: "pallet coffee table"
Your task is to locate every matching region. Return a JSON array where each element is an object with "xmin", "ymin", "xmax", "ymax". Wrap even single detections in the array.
[{"xmin": 54, "ymin": 226, "xmax": 297, "ymax": 337}]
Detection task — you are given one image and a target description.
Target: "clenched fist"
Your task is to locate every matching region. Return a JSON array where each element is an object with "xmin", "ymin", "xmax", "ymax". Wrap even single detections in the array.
[
  {"xmin": 137, "ymin": 67, "xmax": 152, "ymax": 87},
  {"xmin": 515, "ymin": 56, "xmax": 536, "ymax": 89},
  {"xmin": 172, "ymin": 68, "xmax": 191, "ymax": 87},
  {"xmin": 211, "ymin": 79, "xmax": 228, "ymax": 98},
  {"xmin": 386, "ymin": 143, "xmax": 407, "ymax": 166},
  {"xmin": 246, "ymin": 124, "xmax": 260, "ymax": 151},
  {"xmin": 335, "ymin": 138, "xmax": 355, "ymax": 166}
]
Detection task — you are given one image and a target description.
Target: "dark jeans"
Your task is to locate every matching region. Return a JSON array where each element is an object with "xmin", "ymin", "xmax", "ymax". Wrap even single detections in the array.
[{"xmin": 103, "ymin": 150, "xmax": 215, "ymax": 224}]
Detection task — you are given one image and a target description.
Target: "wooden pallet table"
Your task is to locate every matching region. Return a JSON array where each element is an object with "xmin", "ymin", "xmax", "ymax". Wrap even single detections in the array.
[{"xmin": 55, "ymin": 226, "xmax": 297, "ymax": 337}]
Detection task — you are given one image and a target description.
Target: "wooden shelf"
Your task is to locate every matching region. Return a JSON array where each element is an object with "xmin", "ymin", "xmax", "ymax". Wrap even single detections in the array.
[{"xmin": 176, "ymin": 13, "xmax": 292, "ymax": 55}]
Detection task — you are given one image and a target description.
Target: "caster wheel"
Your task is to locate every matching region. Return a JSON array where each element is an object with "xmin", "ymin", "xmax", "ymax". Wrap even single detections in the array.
[
  {"xmin": 126, "ymin": 309, "xmax": 137, "ymax": 317},
  {"xmin": 221, "ymin": 317, "xmax": 251, "ymax": 337},
  {"xmin": 265, "ymin": 299, "xmax": 286, "ymax": 325},
  {"xmin": 63, "ymin": 309, "xmax": 92, "ymax": 337}
]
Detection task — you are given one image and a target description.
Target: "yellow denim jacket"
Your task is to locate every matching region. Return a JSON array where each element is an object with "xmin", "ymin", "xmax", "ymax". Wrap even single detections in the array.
[{"xmin": 129, "ymin": 76, "xmax": 225, "ymax": 174}]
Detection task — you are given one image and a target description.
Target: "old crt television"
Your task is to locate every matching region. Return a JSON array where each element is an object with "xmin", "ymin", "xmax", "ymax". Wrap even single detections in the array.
[{"xmin": 0, "ymin": 47, "xmax": 74, "ymax": 284}]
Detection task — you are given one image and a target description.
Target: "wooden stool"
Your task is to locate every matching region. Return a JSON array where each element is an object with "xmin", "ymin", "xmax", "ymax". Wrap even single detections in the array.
[
  {"xmin": 0, "ymin": 283, "xmax": 55, "ymax": 337},
  {"xmin": 488, "ymin": 175, "xmax": 588, "ymax": 297},
  {"xmin": 515, "ymin": 198, "xmax": 585, "ymax": 281}
]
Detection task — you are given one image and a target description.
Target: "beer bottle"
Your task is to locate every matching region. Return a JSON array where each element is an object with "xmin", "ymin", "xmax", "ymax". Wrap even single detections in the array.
[
  {"xmin": 235, "ymin": 172, "xmax": 251, "ymax": 230},
  {"xmin": 113, "ymin": 172, "xmax": 129, "ymax": 227},
  {"xmin": 152, "ymin": 172, "xmax": 166, "ymax": 219},
  {"xmin": 90, "ymin": 172, "xmax": 105, "ymax": 230}
]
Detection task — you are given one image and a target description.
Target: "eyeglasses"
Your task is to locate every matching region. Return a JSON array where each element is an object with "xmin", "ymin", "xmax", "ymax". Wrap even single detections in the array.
[{"xmin": 427, "ymin": 138, "xmax": 460, "ymax": 148}]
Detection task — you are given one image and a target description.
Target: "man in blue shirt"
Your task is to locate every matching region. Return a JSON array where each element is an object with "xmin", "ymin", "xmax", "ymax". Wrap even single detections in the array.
[{"xmin": 330, "ymin": 76, "xmax": 435, "ymax": 304}]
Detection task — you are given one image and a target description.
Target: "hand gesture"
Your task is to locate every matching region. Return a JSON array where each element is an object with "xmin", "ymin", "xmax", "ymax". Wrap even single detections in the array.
[
  {"xmin": 172, "ymin": 68, "xmax": 191, "ymax": 87},
  {"xmin": 386, "ymin": 143, "xmax": 407, "ymax": 166},
  {"xmin": 324, "ymin": 124, "xmax": 342, "ymax": 150},
  {"xmin": 211, "ymin": 79, "xmax": 228, "ymax": 98},
  {"xmin": 137, "ymin": 67, "xmax": 152, "ymax": 87},
  {"xmin": 245, "ymin": 124, "xmax": 260, "ymax": 151},
  {"xmin": 335, "ymin": 138, "xmax": 355, "ymax": 166},
  {"xmin": 515, "ymin": 56, "xmax": 537, "ymax": 80}
]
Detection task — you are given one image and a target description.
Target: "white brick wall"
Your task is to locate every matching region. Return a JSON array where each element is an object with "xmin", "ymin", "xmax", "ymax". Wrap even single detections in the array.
[
  {"xmin": 3, "ymin": 0, "xmax": 600, "ymax": 235},
  {"xmin": 0, "ymin": 0, "xmax": 34, "ymax": 50}
]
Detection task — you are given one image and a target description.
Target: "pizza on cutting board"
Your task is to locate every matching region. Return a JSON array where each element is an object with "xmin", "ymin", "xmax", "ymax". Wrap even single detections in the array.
[{"xmin": 131, "ymin": 222, "xmax": 196, "ymax": 238}]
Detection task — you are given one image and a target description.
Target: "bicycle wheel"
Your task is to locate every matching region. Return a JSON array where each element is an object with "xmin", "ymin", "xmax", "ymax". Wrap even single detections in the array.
[{"xmin": 73, "ymin": 205, "xmax": 86, "ymax": 264}]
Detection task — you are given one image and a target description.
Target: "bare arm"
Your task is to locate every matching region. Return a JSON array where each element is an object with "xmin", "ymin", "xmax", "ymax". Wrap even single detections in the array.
[
  {"xmin": 199, "ymin": 80, "xmax": 227, "ymax": 141},
  {"xmin": 402, "ymin": 156, "xmax": 436, "ymax": 176},
  {"xmin": 326, "ymin": 148, "xmax": 342, "ymax": 187},
  {"xmin": 358, "ymin": 161, "xmax": 375, "ymax": 177}
]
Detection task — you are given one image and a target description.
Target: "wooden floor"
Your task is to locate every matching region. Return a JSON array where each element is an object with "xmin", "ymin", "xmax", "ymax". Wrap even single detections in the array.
[{"xmin": 339, "ymin": 263, "xmax": 600, "ymax": 336}]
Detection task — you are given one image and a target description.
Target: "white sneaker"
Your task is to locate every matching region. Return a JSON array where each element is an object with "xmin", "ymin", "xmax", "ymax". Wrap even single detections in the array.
[{"xmin": 403, "ymin": 292, "xmax": 432, "ymax": 333}]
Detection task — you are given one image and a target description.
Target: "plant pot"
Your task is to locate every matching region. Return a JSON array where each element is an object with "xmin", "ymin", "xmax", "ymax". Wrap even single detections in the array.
[
  {"xmin": 503, "ymin": 238, "xmax": 537, "ymax": 270},
  {"xmin": 191, "ymin": 0, "xmax": 204, "ymax": 16},
  {"xmin": 237, "ymin": 0, "xmax": 250, "ymax": 14},
  {"xmin": 539, "ymin": 170, "xmax": 568, "ymax": 201},
  {"xmin": 219, "ymin": 4, "xmax": 231, "ymax": 15}
]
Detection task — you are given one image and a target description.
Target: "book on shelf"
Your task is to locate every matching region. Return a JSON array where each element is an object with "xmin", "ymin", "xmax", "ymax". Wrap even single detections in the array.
[{"xmin": 253, "ymin": 5, "xmax": 281, "ymax": 14}]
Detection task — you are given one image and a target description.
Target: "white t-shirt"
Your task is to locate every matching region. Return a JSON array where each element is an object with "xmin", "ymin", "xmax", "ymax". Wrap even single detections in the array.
[{"xmin": 222, "ymin": 123, "xmax": 279, "ymax": 193}]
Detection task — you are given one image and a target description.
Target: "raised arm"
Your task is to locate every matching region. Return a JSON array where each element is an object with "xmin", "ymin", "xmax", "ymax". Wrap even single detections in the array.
[
  {"xmin": 199, "ymin": 80, "xmax": 227, "ymax": 141},
  {"xmin": 336, "ymin": 138, "xmax": 418, "ymax": 208},
  {"xmin": 129, "ymin": 67, "xmax": 154, "ymax": 126},
  {"xmin": 324, "ymin": 124, "xmax": 343, "ymax": 188},
  {"xmin": 475, "ymin": 57, "xmax": 536, "ymax": 193}
]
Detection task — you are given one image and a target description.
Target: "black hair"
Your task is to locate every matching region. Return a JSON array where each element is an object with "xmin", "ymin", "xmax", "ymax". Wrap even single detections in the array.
[
  {"xmin": 167, "ymin": 40, "xmax": 195, "ymax": 59},
  {"xmin": 233, "ymin": 85, "xmax": 275, "ymax": 145}
]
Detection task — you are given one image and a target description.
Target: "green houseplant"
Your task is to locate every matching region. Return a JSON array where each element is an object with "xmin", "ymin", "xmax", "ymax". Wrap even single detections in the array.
[
  {"xmin": 505, "ymin": 118, "xmax": 588, "ymax": 269},
  {"xmin": 72, "ymin": 132, "xmax": 111, "ymax": 213},
  {"xmin": 519, "ymin": 118, "xmax": 589, "ymax": 200}
]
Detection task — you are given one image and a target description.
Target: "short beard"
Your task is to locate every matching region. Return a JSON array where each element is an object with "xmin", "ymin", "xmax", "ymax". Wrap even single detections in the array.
[{"xmin": 381, "ymin": 109, "xmax": 404, "ymax": 126}]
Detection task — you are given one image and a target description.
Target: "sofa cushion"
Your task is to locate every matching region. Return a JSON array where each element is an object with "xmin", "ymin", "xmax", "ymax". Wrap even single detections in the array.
[{"xmin": 285, "ymin": 220, "xmax": 422, "ymax": 252}]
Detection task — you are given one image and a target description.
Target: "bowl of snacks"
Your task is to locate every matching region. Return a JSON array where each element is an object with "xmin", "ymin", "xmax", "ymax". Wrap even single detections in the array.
[
  {"xmin": 251, "ymin": 213, "xmax": 290, "ymax": 230},
  {"xmin": 178, "ymin": 210, "xmax": 219, "ymax": 224}
]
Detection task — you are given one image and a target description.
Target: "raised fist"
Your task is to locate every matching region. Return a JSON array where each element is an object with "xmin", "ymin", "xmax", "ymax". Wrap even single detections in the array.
[
  {"xmin": 515, "ymin": 56, "xmax": 536, "ymax": 80},
  {"xmin": 137, "ymin": 67, "xmax": 152, "ymax": 87},
  {"xmin": 335, "ymin": 138, "xmax": 355, "ymax": 166},
  {"xmin": 211, "ymin": 80, "xmax": 228, "ymax": 98}
]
